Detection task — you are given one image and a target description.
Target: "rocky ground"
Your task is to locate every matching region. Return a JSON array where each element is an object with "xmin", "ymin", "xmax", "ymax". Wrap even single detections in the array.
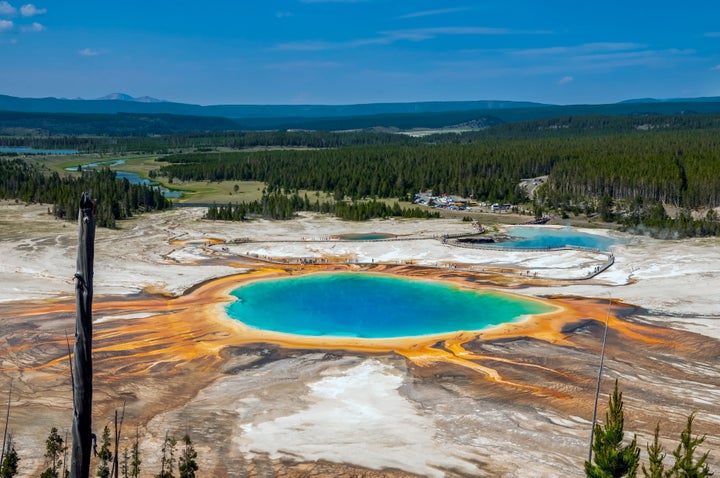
[{"xmin": 0, "ymin": 201, "xmax": 718, "ymax": 477}]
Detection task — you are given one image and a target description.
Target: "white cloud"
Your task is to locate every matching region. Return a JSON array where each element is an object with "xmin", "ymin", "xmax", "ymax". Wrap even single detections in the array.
[
  {"xmin": 398, "ymin": 7, "xmax": 470, "ymax": 19},
  {"xmin": 389, "ymin": 27, "xmax": 510, "ymax": 39},
  {"xmin": 385, "ymin": 26, "xmax": 551, "ymax": 40},
  {"xmin": 0, "ymin": 19, "xmax": 12, "ymax": 31},
  {"xmin": 493, "ymin": 42, "xmax": 697, "ymax": 74},
  {"xmin": 274, "ymin": 26, "xmax": 549, "ymax": 51},
  {"xmin": 558, "ymin": 76, "xmax": 574, "ymax": 85},
  {"xmin": 264, "ymin": 60, "xmax": 342, "ymax": 70},
  {"xmin": 301, "ymin": 0, "xmax": 367, "ymax": 3},
  {"xmin": 79, "ymin": 47, "xmax": 100, "ymax": 56},
  {"xmin": 711, "ymin": 64, "xmax": 720, "ymax": 71},
  {"xmin": 276, "ymin": 11, "xmax": 293, "ymax": 18},
  {"xmin": 20, "ymin": 3, "xmax": 45, "ymax": 16},
  {"xmin": 20, "ymin": 20, "xmax": 43, "ymax": 31},
  {"xmin": 0, "ymin": 1, "xmax": 15, "ymax": 15},
  {"xmin": 273, "ymin": 40, "xmax": 334, "ymax": 51},
  {"xmin": 513, "ymin": 42, "xmax": 645, "ymax": 56},
  {"xmin": 704, "ymin": 32, "xmax": 720, "ymax": 38},
  {"xmin": 569, "ymin": 48, "xmax": 695, "ymax": 70}
]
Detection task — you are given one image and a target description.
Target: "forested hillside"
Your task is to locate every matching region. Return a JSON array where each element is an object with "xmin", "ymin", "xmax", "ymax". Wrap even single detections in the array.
[
  {"xmin": 472, "ymin": 114, "xmax": 720, "ymax": 138},
  {"xmin": 153, "ymin": 127, "xmax": 720, "ymax": 209},
  {"xmin": 540, "ymin": 129, "xmax": 720, "ymax": 208},
  {"xmin": 153, "ymin": 143, "xmax": 543, "ymax": 204},
  {"xmin": 3, "ymin": 113, "xmax": 720, "ymax": 152},
  {"xmin": 0, "ymin": 129, "xmax": 418, "ymax": 153},
  {"xmin": 0, "ymin": 110, "xmax": 240, "ymax": 136},
  {"xmin": 2, "ymin": 113, "xmax": 719, "ymax": 234}
]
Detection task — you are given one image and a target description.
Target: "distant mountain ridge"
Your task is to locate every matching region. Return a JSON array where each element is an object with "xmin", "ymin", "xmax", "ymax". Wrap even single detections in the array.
[
  {"xmin": 618, "ymin": 96, "xmax": 720, "ymax": 104},
  {"xmin": 2, "ymin": 93, "xmax": 720, "ymax": 133},
  {"xmin": 0, "ymin": 110, "xmax": 240, "ymax": 135},
  {"xmin": 97, "ymin": 93, "xmax": 166, "ymax": 103},
  {"xmin": 0, "ymin": 94, "xmax": 547, "ymax": 118},
  {"xmin": 1, "ymin": 93, "xmax": 720, "ymax": 122}
]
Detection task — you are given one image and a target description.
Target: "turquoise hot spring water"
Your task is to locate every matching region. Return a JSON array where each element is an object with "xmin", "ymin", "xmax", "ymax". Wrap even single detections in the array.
[{"xmin": 226, "ymin": 273, "xmax": 555, "ymax": 339}]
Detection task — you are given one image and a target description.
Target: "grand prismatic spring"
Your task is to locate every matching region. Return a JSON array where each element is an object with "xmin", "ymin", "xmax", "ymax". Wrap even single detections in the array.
[
  {"xmin": 226, "ymin": 273, "xmax": 556, "ymax": 338},
  {"xmin": 0, "ymin": 206, "xmax": 718, "ymax": 476}
]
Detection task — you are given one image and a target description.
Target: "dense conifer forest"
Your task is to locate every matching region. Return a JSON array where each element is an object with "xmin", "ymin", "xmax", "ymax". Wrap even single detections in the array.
[
  {"xmin": 205, "ymin": 192, "xmax": 440, "ymax": 221},
  {"xmin": 153, "ymin": 127, "xmax": 720, "ymax": 209},
  {"xmin": 0, "ymin": 129, "xmax": 418, "ymax": 153},
  {"xmin": 153, "ymin": 143, "xmax": 537, "ymax": 204},
  {"xmin": 2, "ymin": 114, "xmax": 720, "ymax": 234},
  {"xmin": 4, "ymin": 112, "xmax": 720, "ymax": 152},
  {"xmin": 0, "ymin": 158, "xmax": 171, "ymax": 228}
]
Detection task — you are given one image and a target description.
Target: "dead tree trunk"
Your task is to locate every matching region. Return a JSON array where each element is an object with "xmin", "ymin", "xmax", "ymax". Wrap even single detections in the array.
[
  {"xmin": 71, "ymin": 192, "xmax": 96, "ymax": 478},
  {"xmin": 0, "ymin": 378, "xmax": 12, "ymax": 469},
  {"xmin": 111, "ymin": 404, "xmax": 125, "ymax": 478}
]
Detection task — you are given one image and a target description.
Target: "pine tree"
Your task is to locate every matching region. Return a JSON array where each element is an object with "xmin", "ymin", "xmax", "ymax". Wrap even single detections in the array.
[
  {"xmin": 0, "ymin": 438, "xmax": 19, "ymax": 478},
  {"xmin": 40, "ymin": 427, "xmax": 65, "ymax": 478},
  {"xmin": 121, "ymin": 448, "xmax": 129, "ymax": 478},
  {"xmin": 642, "ymin": 423, "xmax": 666, "ymax": 478},
  {"xmin": 96, "ymin": 425, "xmax": 112, "ymax": 478},
  {"xmin": 669, "ymin": 413, "xmax": 712, "ymax": 477},
  {"xmin": 155, "ymin": 434, "xmax": 176, "ymax": 478},
  {"xmin": 130, "ymin": 427, "xmax": 141, "ymax": 478},
  {"xmin": 178, "ymin": 435, "xmax": 198, "ymax": 478},
  {"xmin": 585, "ymin": 380, "xmax": 641, "ymax": 478}
]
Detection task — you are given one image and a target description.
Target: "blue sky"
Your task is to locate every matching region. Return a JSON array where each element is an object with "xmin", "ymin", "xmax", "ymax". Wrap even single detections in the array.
[{"xmin": 1, "ymin": 0, "xmax": 719, "ymax": 105}]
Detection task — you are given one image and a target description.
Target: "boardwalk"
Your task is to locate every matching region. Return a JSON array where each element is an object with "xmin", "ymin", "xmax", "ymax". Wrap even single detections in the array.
[{"xmin": 206, "ymin": 233, "xmax": 614, "ymax": 281}]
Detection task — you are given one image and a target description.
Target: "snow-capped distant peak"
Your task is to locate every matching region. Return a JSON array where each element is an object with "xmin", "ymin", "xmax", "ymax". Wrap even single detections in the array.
[
  {"xmin": 97, "ymin": 93, "xmax": 165, "ymax": 102},
  {"xmin": 99, "ymin": 93, "xmax": 134, "ymax": 101},
  {"xmin": 133, "ymin": 96, "xmax": 165, "ymax": 103}
]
